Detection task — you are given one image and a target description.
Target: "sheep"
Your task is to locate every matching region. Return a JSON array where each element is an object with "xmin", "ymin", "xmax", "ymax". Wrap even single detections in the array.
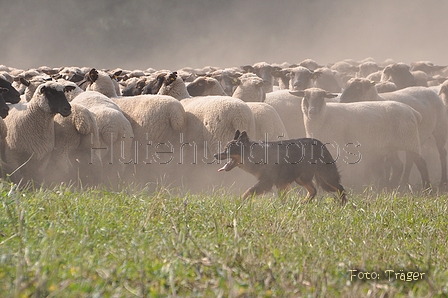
[
  {"xmin": 340, "ymin": 78, "xmax": 448, "ymax": 187},
  {"xmin": 380, "ymin": 63, "xmax": 418, "ymax": 90},
  {"xmin": 186, "ymin": 76, "xmax": 227, "ymax": 96},
  {"xmin": 0, "ymin": 87, "xmax": 10, "ymax": 119},
  {"xmin": 4, "ymin": 81, "xmax": 74, "ymax": 183},
  {"xmin": 437, "ymin": 80, "xmax": 448, "ymax": 122},
  {"xmin": 410, "ymin": 61, "xmax": 446, "ymax": 76},
  {"xmin": 291, "ymin": 87, "xmax": 430, "ymax": 190},
  {"xmin": 245, "ymin": 102, "xmax": 289, "ymax": 141},
  {"xmin": 180, "ymin": 95, "xmax": 257, "ymax": 191},
  {"xmin": 112, "ymin": 95, "xmax": 187, "ymax": 184},
  {"xmin": 208, "ymin": 68, "xmax": 244, "ymax": 96},
  {"xmin": 71, "ymin": 91, "xmax": 133, "ymax": 187},
  {"xmin": 232, "ymin": 73, "xmax": 265, "ymax": 102},
  {"xmin": 264, "ymin": 67, "xmax": 322, "ymax": 139},
  {"xmin": 297, "ymin": 59, "xmax": 323, "ymax": 71},
  {"xmin": 79, "ymin": 68, "xmax": 122, "ymax": 98},
  {"xmin": 121, "ymin": 77, "xmax": 148, "ymax": 96},
  {"xmin": 356, "ymin": 61, "xmax": 380, "ymax": 78},
  {"xmin": 47, "ymin": 103, "xmax": 103, "ymax": 186},
  {"xmin": 0, "ymin": 76, "xmax": 21, "ymax": 104},
  {"xmin": 154, "ymin": 72, "xmax": 191, "ymax": 100},
  {"xmin": 241, "ymin": 62, "xmax": 280, "ymax": 94}
]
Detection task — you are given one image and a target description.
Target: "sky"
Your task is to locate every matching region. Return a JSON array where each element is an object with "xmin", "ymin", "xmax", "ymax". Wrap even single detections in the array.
[{"xmin": 1, "ymin": 0, "xmax": 447, "ymax": 71}]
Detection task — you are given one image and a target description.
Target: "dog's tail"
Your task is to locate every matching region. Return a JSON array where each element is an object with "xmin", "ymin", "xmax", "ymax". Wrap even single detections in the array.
[{"xmin": 313, "ymin": 140, "xmax": 347, "ymax": 204}]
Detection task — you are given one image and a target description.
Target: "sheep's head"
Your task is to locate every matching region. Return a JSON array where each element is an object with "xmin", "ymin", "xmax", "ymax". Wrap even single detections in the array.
[
  {"xmin": 381, "ymin": 63, "xmax": 416, "ymax": 89},
  {"xmin": 290, "ymin": 88, "xmax": 337, "ymax": 120},
  {"xmin": 289, "ymin": 66, "xmax": 321, "ymax": 91},
  {"xmin": 339, "ymin": 78, "xmax": 376, "ymax": 103},
  {"xmin": 0, "ymin": 87, "xmax": 10, "ymax": 119},
  {"xmin": 187, "ymin": 77, "xmax": 226, "ymax": 96},
  {"xmin": 38, "ymin": 83, "xmax": 73, "ymax": 117},
  {"xmin": 0, "ymin": 76, "xmax": 21, "ymax": 104}
]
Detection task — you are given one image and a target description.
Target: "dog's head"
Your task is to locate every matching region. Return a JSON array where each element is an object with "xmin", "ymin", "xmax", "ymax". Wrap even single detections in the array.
[{"xmin": 214, "ymin": 130, "xmax": 250, "ymax": 172}]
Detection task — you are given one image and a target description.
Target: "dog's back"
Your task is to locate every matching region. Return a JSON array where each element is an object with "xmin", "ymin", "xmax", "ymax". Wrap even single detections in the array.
[{"xmin": 215, "ymin": 131, "xmax": 346, "ymax": 204}]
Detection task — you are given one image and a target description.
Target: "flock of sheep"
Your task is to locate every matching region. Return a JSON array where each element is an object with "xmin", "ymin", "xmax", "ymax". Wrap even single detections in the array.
[{"xmin": 0, "ymin": 57, "xmax": 447, "ymax": 195}]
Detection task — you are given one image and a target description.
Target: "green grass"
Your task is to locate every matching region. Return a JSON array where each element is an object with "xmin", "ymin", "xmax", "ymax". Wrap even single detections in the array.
[{"xmin": 0, "ymin": 182, "xmax": 447, "ymax": 297}]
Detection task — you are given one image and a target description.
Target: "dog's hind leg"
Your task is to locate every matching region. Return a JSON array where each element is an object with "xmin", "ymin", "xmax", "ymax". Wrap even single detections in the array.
[
  {"xmin": 242, "ymin": 180, "xmax": 274, "ymax": 199},
  {"xmin": 296, "ymin": 177, "xmax": 317, "ymax": 203},
  {"xmin": 276, "ymin": 183, "xmax": 292, "ymax": 198}
]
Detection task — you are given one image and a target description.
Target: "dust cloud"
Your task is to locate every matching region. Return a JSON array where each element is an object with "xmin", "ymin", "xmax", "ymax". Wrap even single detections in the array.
[{"xmin": 1, "ymin": 0, "xmax": 447, "ymax": 71}]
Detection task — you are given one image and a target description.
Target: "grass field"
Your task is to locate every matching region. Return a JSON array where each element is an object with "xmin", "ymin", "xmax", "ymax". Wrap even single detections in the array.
[{"xmin": 1, "ymin": 181, "xmax": 447, "ymax": 297}]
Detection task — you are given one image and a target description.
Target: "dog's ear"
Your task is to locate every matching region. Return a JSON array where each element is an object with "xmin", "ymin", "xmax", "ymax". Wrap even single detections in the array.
[
  {"xmin": 238, "ymin": 131, "xmax": 249, "ymax": 143},
  {"xmin": 234, "ymin": 130, "xmax": 240, "ymax": 140}
]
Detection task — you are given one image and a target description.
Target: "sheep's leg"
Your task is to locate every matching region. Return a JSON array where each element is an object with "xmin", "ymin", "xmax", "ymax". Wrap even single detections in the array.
[
  {"xmin": 435, "ymin": 136, "xmax": 448, "ymax": 187},
  {"xmin": 388, "ymin": 152, "xmax": 404, "ymax": 189},
  {"xmin": 401, "ymin": 153, "xmax": 415, "ymax": 186},
  {"xmin": 295, "ymin": 177, "xmax": 317, "ymax": 203},
  {"xmin": 242, "ymin": 180, "xmax": 274, "ymax": 199},
  {"xmin": 407, "ymin": 151, "xmax": 431, "ymax": 189}
]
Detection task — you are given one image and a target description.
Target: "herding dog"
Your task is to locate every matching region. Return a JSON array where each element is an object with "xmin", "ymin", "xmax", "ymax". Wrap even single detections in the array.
[{"xmin": 214, "ymin": 130, "xmax": 347, "ymax": 204}]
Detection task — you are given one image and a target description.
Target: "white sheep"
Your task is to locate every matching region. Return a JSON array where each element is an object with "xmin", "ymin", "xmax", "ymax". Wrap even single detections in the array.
[
  {"xmin": 180, "ymin": 95, "xmax": 257, "ymax": 191},
  {"xmin": 245, "ymin": 102, "xmax": 289, "ymax": 141},
  {"xmin": 4, "ymin": 81, "xmax": 74, "ymax": 183},
  {"xmin": 232, "ymin": 73, "xmax": 265, "ymax": 102},
  {"xmin": 112, "ymin": 95, "xmax": 187, "ymax": 184},
  {"xmin": 241, "ymin": 62, "xmax": 279, "ymax": 94},
  {"xmin": 291, "ymin": 87, "xmax": 430, "ymax": 190},
  {"xmin": 340, "ymin": 78, "xmax": 448, "ymax": 187},
  {"xmin": 71, "ymin": 91, "xmax": 133, "ymax": 187},
  {"xmin": 80, "ymin": 68, "xmax": 121, "ymax": 98},
  {"xmin": 47, "ymin": 103, "xmax": 103, "ymax": 186},
  {"xmin": 186, "ymin": 76, "xmax": 227, "ymax": 96}
]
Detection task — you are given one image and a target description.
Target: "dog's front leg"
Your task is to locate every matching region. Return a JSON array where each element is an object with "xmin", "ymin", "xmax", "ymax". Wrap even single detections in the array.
[{"xmin": 242, "ymin": 180, "xmax": 274, "ymax": 199}]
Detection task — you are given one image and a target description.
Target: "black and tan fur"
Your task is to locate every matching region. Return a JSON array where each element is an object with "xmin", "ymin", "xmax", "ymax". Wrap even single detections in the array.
[{"xmin": 214, "ymin": 130, "xmax": 347, "ymax": 204}]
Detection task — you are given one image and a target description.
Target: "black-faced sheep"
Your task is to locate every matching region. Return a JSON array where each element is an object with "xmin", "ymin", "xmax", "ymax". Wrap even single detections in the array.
[
  {"xmin": 0, "ymin": 76, "xmax": 21, "ymax": 104},
  {"xmin": 4, "ymin": 82, "xmax": 74, "ymax": 183}
]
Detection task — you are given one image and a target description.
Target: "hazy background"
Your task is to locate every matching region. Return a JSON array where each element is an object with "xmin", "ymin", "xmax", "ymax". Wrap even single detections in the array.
[{"xmin": 1, "ymin": 0, "xmax": 447, "ymax": 71}]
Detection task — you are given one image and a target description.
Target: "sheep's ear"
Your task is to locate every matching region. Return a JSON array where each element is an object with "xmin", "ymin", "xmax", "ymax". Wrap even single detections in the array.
[
  {"xmin": 64, "ymin": 85, "xmax": 76, "ymax": 93},
  {"xmin": 324, "ymin": 92, "xmax": 338, "ymax": 99},
  {"xmin": 233, "ymin": 130, "xmax": 240, "ymax": 140},
  {"xmin": 72, "ymin": 108, "xmax": 92, "ymax": 135},
  {"xmin": 40, "ymin": 85, "xmax": 47, "ymax": 94},
  {"xmin": 0, "ymin": 87, "xmax": 8, "ymax": 94},
  {"xmin": 289, "ymin": 90, "xmax": 305, "ymax": 97},
  {"xmin": 312, "ymin": 71, "xmax": 323, "ymax": 80},
  {"xmin": 88, "ymin": 68, "xmax": 99, "ymax": 82},
  {"xmin": 20, "ymin": 77, "xmax": 31, "ymax": 87},
  {"xmin": 241, "ymin": 65, "xmax": 255, "ymax": 73},
  {"xmin": 231, "ymin": 78, "xmax": 241, "ymax": 86},
  {"xmin": 112, "ymin": 70, "xmax": 122, "ymax": 80}
]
